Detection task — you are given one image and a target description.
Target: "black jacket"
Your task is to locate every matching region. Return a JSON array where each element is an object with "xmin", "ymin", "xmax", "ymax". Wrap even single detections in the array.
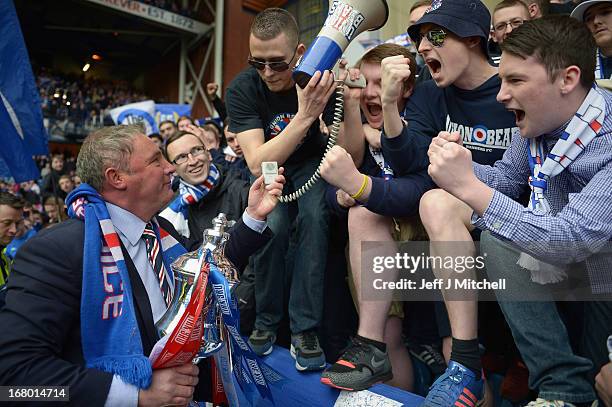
[
  {"xmin": 0, "ymin": 215, "xmax": 271, "ymax": 406},
  {"xmin": 186, "ymin": 168, "xmax": 250, "ymax": 245}
]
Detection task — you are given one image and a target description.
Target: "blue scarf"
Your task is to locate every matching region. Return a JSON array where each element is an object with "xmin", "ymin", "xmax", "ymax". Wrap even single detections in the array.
[
  {"xmin": 160, "ymin": 164, "xmax": 220, "ymax": 238},
  {"xmin": 66, "ymin": 184, "xmax": 185, "ymax": 388}
]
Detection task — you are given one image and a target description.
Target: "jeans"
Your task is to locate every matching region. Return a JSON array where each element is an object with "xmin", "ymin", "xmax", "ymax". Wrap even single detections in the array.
[
  {"xmin": 253, "ymin": 156, "xmax": 329, "ymax": 334},
  {"xmin": 482, "ymin": 231, "xmax": 600, "ymax": 403}
]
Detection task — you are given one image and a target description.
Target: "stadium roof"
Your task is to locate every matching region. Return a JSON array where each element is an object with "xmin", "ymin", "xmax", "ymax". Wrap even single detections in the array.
[{"xmin": 15, "ymin": 0, "xmax": 212, "ymax": 81}]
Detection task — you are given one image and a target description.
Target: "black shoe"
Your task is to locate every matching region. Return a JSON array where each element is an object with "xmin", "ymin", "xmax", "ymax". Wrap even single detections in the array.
[
  {"xmin": 320, "ymin": 336, "xmax": 392, "ymax": 391},
  {"xmin": 407, "ymin": 341, "xmax": 447, "ymax": 376}
]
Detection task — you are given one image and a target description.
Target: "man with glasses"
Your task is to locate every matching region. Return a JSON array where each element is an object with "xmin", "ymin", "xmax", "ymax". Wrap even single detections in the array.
[
  {"xmin": 161, "ymin": 130, "xmax": 250, "ymax": 242},
  {"xmin": 0, "ymin": 192, "xmax": 24, "ymax": 307},
  {"xmin": 490, "ymin": 0, "xmax": 531, "ymax": 64},
  {"xmin": 226, "ymin": 7, "xmax": 336, "ymax": 371},
  {"xmin": 380, "ymin": 0, "xmax": 518, "ymax": 403}
]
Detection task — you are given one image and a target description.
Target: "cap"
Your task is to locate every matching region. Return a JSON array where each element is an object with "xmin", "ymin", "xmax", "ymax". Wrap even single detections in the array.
[
  {"xmin": 407, "ymin": 0, "xmax": 491, "ymax": 55},
  {"xmin": 570, "ymin": 0, "xmax": 612, "ymax": 22}
]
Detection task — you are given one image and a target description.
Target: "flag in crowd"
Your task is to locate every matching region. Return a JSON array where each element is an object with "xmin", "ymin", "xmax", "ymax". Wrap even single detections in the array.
[{"xmin": 0, "ymin": 0, "xmax": 48, "ymax": 182}]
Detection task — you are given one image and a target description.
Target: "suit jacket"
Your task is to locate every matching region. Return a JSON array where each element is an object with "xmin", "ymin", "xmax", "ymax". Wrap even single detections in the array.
[{"xmin": 0, "ymin": 215, "xmax": 271, "ymax": 406}]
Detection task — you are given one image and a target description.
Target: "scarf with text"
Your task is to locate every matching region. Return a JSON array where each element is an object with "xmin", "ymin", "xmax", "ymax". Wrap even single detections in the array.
[{"xmin": 66, "ymin": 184, "xmax": 185, "ymax": 388}]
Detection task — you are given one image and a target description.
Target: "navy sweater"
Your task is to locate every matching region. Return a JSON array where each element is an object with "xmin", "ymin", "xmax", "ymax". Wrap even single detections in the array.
[{"xmin": 381, "ymin": 75, "xmax": 518, "ymax": 176}]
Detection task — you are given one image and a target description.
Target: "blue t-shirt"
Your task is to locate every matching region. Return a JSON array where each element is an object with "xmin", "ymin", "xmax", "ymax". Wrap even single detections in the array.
[{"xmin": 382, "ymin": 74, "xmax": 518, "ymax": 176}]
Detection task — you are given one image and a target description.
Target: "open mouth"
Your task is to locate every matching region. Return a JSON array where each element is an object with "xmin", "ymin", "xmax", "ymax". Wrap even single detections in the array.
[
  {"xmin": 425, "ymin": 58, "xmax": 442, "ymax": 75},
  {"xmin": 188, "ymin": 164, "xmax": 204, "ymax": 175},
  {"xmin": 510, "ymin": 109, "xmax": 526, "ymax": 124},
  {"xmin": 367, "ymin": 103, "xmax": 382, "ymax": 117}
]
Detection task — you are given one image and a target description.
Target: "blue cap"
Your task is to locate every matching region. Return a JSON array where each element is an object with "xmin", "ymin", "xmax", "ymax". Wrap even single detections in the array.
[{"xmin": 407, "ymin": 0, "xmax": 491, "ymax": 56}]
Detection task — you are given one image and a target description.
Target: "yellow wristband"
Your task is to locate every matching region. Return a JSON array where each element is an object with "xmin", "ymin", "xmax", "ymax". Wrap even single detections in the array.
[{"xmin": 350, "ymin": 174, "xmax": 369, "ymax": 200}]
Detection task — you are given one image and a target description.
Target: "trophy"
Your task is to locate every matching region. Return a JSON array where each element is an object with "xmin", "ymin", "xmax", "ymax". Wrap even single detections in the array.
[
  {"xmin": 149, "ymin": 214, "xmax": 272, "ymax": 405},
  {"xmin": 149, "ymin": 213, "xmax": 237, "ymax": 369},
  {"xmin": 195, "ymin": 213, "xmax": 238, "ymax": 361}
]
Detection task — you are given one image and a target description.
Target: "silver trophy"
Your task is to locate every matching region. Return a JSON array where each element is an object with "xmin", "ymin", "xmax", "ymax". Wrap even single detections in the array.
[{"xmin": 194, "ymin": 213, "xmax": 239, "ymax": 361}]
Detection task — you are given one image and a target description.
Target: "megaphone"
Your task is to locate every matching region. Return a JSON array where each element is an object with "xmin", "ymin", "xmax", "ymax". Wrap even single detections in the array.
[{"xmin": 293, "ymin": 0, "xmax": 389, "ymax": 88}]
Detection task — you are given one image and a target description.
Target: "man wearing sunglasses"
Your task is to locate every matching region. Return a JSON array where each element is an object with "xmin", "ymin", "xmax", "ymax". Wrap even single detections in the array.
[
  {"xmin": 226, "ymin": 8, "xmax": 337, "ymax": 371},
  {"xmin": 380, "ymin": 0, "xmax": 519, "ymax": 404}
]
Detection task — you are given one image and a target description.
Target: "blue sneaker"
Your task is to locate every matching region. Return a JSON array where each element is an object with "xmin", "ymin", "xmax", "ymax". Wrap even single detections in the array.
[
  {"xmin": 248, "ymin": 329, "xmax": 276, "ymax": 356},
  {"xmin": 290, "ymin": 330, "xmax": 326, "ymax": 371},
  {"xmin": 421, "ymin": 361, "xmax": 483, "ymax": 407}
]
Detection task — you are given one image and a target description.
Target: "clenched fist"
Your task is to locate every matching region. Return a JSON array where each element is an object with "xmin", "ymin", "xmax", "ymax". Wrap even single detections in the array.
[
  {"xmin": 381, "ymin": 55, "xmax": 412, "ymax": 106},
  {"xmin": 320, "ymin": 145, "xmax": 363, "ymax": 196}
]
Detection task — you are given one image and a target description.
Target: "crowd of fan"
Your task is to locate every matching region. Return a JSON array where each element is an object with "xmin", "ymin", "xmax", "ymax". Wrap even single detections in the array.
[
  {"xmin": 37, "ymin": 69, "xmax": 148, "ymax": 136},
  {"xmin": 1, "ymin": 0, "xmax": 612, "ymax": 405}
]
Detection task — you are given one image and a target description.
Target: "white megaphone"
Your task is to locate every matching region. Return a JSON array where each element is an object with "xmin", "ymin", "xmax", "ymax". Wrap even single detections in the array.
[{"xmin": 293, "ymin": 0, "xmax": 389, "ymax": 88}]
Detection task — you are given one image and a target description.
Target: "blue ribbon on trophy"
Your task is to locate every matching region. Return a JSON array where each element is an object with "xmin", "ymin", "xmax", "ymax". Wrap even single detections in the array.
[{"xmin": 202, "ymin": 249, "xmax": 278, "ymax": 404}]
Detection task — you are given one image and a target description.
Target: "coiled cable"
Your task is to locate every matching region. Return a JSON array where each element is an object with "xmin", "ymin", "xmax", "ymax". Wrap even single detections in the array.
[{"xmin": 279, "ymin": 81, "xmax": 345, "ymax": 202}]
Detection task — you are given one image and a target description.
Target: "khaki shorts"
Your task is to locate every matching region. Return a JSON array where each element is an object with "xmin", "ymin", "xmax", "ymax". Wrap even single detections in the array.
[{"xmin": 346, "ymin": 215, "xmax": 428, "ymax": 320}]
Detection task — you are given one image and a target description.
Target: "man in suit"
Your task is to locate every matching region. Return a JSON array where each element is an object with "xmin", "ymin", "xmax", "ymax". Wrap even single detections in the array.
[{"xmin": 0, "ymin": 124, "xmax": 285, "ymax": 406}]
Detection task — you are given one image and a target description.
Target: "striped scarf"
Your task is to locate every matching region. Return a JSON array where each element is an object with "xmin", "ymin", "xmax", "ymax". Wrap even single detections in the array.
[
  {"xmin": 66, "ymin": 184, "xmax": 186, "ymax": 388},
  {"xmin": 160, "ymin": 164, "xmax": 220, "ymax": 238},
  {"xmin": 596, "ymin": 48, "xmax": 611, "ymax": 80},
  {"xmin": 519, "ymin": 85, "xmax": 606, "ymax": 284}
]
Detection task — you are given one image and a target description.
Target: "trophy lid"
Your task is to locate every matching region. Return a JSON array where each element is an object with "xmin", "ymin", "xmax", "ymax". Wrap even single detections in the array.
[{"xmin": 203, "ymin": 213, "xmax": 235, "ymax": 245}]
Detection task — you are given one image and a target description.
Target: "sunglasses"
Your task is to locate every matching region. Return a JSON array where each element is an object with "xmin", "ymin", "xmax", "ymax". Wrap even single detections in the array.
[
  {"xmin": 247, "ymin": 46, "xmax": 298, "ymax": 72},
  {"xmin": 413, "ymin": 28, "xmax": 448, "ymax": 48}
]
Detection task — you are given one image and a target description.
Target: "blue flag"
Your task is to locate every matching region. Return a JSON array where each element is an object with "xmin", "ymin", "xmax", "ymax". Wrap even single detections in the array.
[
  {"xmin": 0, "ymin": 0, "xmax": 48, "ymax": 182},
  {"xmin": 155, "ymin": 104, "xmax": 192, "ymax": 130},
  {"xmin": 0, "ymin": 100, "xmax": 40, "ymax": 182}
]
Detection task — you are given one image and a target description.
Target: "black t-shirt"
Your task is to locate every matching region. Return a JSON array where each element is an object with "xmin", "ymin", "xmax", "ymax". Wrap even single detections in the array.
[{"xmin": 225, "ymin": 67, "xmax": 329, "ymax": 166}]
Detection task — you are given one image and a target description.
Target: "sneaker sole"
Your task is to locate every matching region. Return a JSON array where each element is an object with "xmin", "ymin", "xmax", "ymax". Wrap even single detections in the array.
[
  {"xmin": 320, "ymin": 371, "xmax": 393, "ymax": 391},
  {"xmin": 290, "ymin": 344, "xmax": 325, "ymax": 371}
]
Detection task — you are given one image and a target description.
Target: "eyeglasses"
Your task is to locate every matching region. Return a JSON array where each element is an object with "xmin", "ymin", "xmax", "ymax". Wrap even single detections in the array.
[
  {"xmin": 494, "ymin": 18, "xmax": 525, "ymax": 33},
  {"xmin": 171, "ymin": 146, "xmax": 207, "ymax": 165},
  {"xmin": 247, "ymin": 47, "xmax": 298, "ymax": 72},
  {"xmin": 413, "ymin": 28, "xmax": 448, "ymax": 48}
]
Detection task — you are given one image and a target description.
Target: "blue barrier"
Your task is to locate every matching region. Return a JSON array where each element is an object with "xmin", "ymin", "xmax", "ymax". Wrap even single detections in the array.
[{"xmin": 233, "ymin": 343, "xmax": 424, "ymax": 406}]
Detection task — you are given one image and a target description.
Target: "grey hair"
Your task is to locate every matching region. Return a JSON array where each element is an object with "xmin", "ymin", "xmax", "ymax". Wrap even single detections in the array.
[{"xmin": 76, "ymin": 124, "xmax": 144, "ymax": 191}]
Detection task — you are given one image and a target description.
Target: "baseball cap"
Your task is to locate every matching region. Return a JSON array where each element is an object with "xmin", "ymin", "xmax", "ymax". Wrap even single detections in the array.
[
  {"xmin": 571, "ymin": 0, "xmax": 612, "ymax": 22},
  {"xmin": 407, "ymin": 0, "xmax": 491, "ymax": 55}
]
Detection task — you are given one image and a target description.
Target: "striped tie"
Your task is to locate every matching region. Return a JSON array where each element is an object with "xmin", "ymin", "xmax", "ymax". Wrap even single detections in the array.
[{"xmin": 142, "ymin": 222, "xmax": 172, "ymax": 306}]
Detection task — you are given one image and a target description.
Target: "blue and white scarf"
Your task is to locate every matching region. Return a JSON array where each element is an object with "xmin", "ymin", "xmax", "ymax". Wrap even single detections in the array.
[
  {"xmin": 596, "ymin": 48, "xmax": 612, "ymax": 80},
  {"xmin": 520, "ymin": 85, "xmax": 606, "ymax": 283},
  {"xmin": 160, "ymin": 164, "xmax": 220, "ymax": 238},
  {"xmin": 66, "ymin": 184, "xmax": 186, "ymax": 388}
]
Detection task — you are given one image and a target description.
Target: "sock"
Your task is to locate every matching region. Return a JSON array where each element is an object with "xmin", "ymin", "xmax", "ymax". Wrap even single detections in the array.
[
  {"xmin": 355, "ymin": 334, "xmax": 387, "ymax": 353},
  {"xmin": 450, "ymin": 337, "xmax": 481, "ymax": 375}
]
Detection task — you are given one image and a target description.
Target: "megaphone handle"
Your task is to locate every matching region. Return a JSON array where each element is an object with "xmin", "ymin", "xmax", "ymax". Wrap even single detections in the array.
[{"xmin": 278, "ymin": 81, "xmax": 345, "ymax": 203}]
